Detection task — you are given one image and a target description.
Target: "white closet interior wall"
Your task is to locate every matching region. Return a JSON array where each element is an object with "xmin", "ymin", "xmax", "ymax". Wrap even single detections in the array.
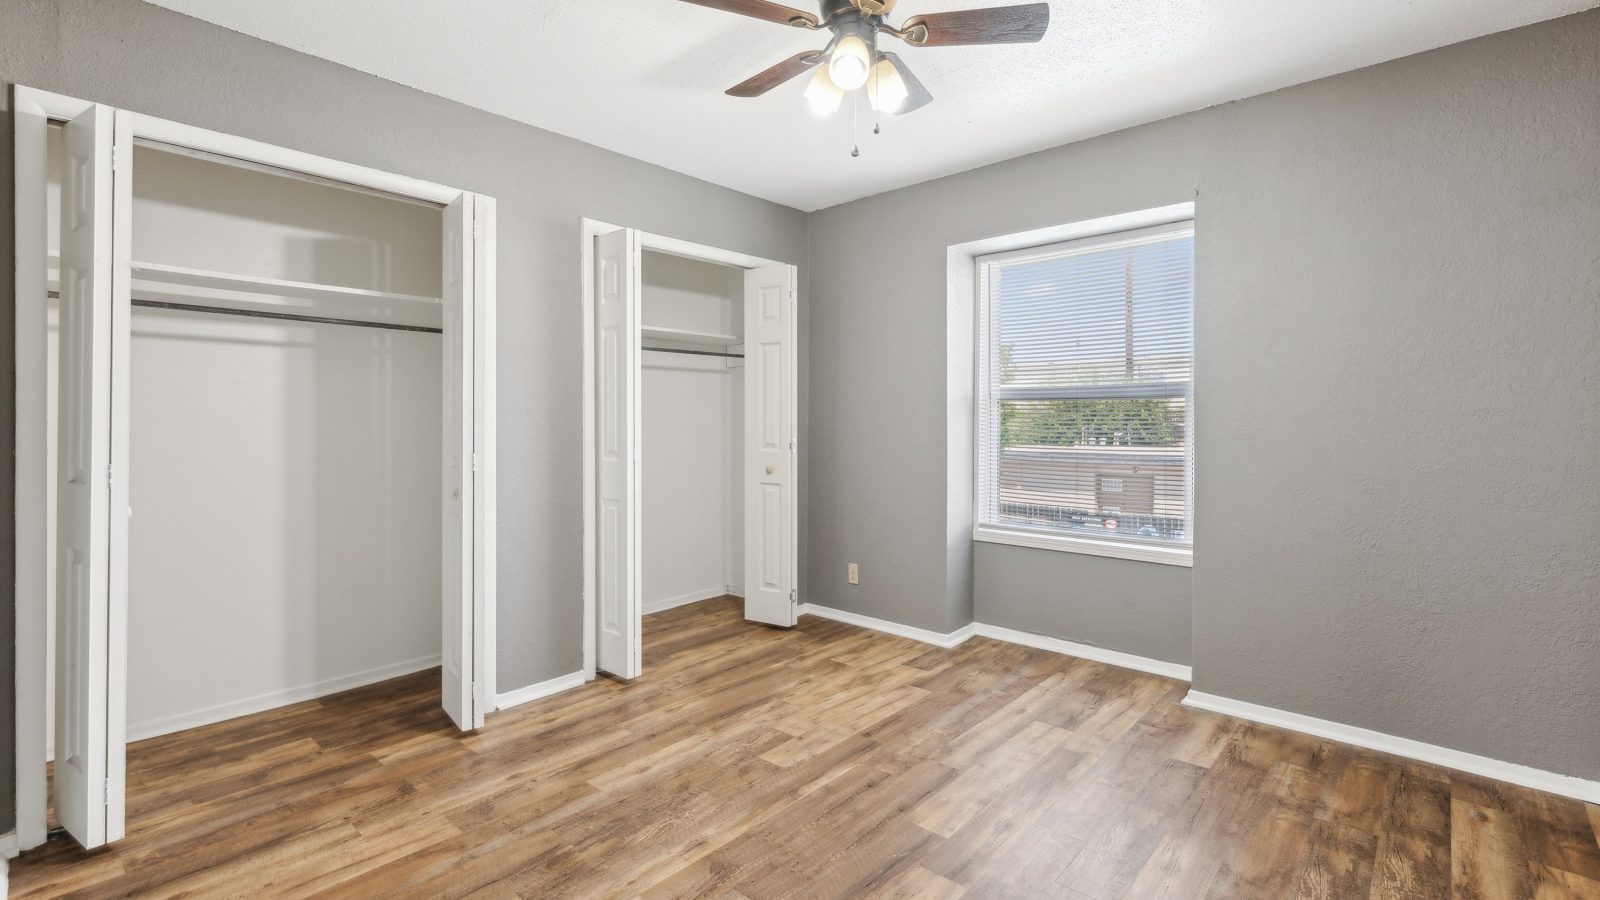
[
  {"xmin": 641, "ymin": 251, "xmax": 744, "ymax": 612},
  {"xmin": 46, "ymin": 127, "xmax": 444, "ymax": 742}
]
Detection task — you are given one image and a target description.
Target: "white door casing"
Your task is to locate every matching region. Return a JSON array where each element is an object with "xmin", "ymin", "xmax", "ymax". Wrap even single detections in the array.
[
  {"xmin": 55, "ymin": 103, "xmax": 130, "ymax": 849},
  {"xmin": 595, "ymin": 228, "xmax": 643, "ymax": 679},
  {"xmin": 107, "ymin": 108, "xmax": 133, "ymax": 847},
  {"xmin": 441, "ymin": 193, "xmax": 482, "ymax": 729},
  {"xmin": 742, "ymin": 264, "xmax": 797, "ymax": 628}
]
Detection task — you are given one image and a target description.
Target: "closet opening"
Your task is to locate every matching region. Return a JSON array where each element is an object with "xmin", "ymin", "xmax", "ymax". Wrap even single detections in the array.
[
  {"xmin": 14, "ymin": 89, "xmax": 497, "ymax": 851},
  {"xmin": 583, "ymin": 224, "xmax": 799, "ymax": 681},
  {"xmin": 42, "ymin": 122, "xmax": 445, "ymax": 836},
  {"xmin": 641, "ymin": 251, "xmax": 747, "ymax": 622}
]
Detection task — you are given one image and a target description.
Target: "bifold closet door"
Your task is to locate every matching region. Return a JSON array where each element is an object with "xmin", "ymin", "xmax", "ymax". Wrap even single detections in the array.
[
  {"xmin": 442, "ymin": 194, "xmax": 489, "ymax": 730},
  {"xmin": 742, "ymin": 265, "xmax": 798, "ymax": 628},
  {"xmin": 595, "ymin": 228, "xmax": 643, "ymax": 679},
  {"xmin": 56, "ymin": 103, "xmax": 132, "ymax": 849}
]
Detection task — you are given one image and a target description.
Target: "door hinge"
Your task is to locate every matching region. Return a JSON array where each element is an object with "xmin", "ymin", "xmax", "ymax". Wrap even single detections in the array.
[
  {"xmin": 107, "ymin": 463, "xmax": 114, "ymax": 487},
  {"xmin": 788, "ymin": 288, "xmax": 796, "ymax": 302},
  {"xmin": 789, "ymin": 588, "xmax": 797, "ymax": 605},
  {"xmin": 471, "ymin": 452, "xmax": 477, "ymax": 472},
  {"xmin": 788, "ymin": 439, "xmax": 797, "ymax": 454},
  {"xmin": 103, "ymin": 780, "xmax": 111, "ymax": 806}
]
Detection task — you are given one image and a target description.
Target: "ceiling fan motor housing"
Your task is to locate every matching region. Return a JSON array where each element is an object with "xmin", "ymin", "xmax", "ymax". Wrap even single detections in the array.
[
  {"xmin": 819, "ymin": 0, "xmax": 869, "ymax": 25},
  {"xmin": 818, "ymin": 1, "xmax": 880, "ymax": 64}
]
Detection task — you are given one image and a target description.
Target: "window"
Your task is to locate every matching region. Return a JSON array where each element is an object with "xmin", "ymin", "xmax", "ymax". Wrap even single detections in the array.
[{"xmin": 975, "ymin": 219, "xmax": 1194, "ymax": 565}]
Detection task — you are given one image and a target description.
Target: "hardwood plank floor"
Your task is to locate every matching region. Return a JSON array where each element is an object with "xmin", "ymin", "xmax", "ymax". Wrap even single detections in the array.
[{"xmin": 12, "ymin": 596, "xmax": 1599, "ymax": 898}]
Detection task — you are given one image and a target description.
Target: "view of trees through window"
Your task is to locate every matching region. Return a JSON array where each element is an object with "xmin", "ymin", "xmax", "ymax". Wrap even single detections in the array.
[
  {"xmin": 998, "ymin": 395, "xmax": 1186, "ymax": 451},
  {"xmin": 996, "ymin": 343, "xmax": 1187, "ymax": 447}
]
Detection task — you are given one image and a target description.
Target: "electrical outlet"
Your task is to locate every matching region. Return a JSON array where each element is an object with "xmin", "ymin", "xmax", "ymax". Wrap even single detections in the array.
[{"xmin": 847, "ymin": 563, "xmax": 860, "ymax": 585}]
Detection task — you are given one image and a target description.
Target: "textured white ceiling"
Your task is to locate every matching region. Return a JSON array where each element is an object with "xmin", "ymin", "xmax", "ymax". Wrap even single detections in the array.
[{"xmin": 143, "ymin": 0, "xmax": 1595, "ymax": 210}]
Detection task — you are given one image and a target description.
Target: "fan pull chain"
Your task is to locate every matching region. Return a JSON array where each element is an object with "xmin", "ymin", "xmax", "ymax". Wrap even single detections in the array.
[
  {"xmin": 850, "ymin": 90, "xmax": 860, "ymax": 158},
  {"xmin": 870, "ymin": 57, "xmax": 881, "ymax": 136}
]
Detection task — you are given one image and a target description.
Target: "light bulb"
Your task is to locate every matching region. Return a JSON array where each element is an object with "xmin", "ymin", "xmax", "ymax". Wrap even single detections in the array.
[
  {"xmin": 827, "ymin": 35, "xmax": 871, "ymax": 91},
  {"xmin": 803, "ymin": 65, "xmax": 843, "ymax": 115},
  {"xmin": 867, "ymin": 57, "xmax": 907, "ymax": 113}
]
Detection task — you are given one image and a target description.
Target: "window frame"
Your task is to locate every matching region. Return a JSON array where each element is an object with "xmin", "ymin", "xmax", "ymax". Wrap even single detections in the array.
[{"xmin": 972, "ymin": 218, "xmax": 1195, "ymax": 568}]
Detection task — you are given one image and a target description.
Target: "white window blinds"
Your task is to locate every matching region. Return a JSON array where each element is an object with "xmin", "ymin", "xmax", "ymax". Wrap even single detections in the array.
[{"xmin": 977, "ymin": 220, "xmax": 1195, "ymax": 552}]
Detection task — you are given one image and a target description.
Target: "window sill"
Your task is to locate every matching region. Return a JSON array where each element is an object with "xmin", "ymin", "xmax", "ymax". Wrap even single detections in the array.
[{"xmin": 973, "ymin": 526, "xmax": 1194, "ymax": 567}]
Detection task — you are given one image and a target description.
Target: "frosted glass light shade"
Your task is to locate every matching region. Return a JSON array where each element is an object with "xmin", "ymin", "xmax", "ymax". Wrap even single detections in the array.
[
  {"xmin": 867, "ymin": 58, "xmax": 907, "ymax": 112},
  {"xmin": 804, "ymin": 66, "xmax": 843, "ymax": 115},
  {"xmin": 828, "ymin": 35, "xmax": 871, "ymax": 91}
]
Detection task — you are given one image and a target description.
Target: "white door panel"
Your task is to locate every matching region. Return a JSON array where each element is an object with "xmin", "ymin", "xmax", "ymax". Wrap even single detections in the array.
[
  {"xmin": 595, "ymin": 228, "xmax": 642, "ymax": 678},
  {"xmin": 743, "ymin": 265, "xmax": 797, "ymax": 627},
  {"xmin": 441, "ymin": 194, "xmax": 479, "ymax": 729},
  {"xmin": 56, "ymin": 103, "xmax": 130, "ymax": 849}
]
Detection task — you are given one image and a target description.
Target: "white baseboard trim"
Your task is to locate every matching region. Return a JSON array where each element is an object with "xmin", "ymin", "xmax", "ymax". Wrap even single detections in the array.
[
  {"xmin": 644, "ymin": 588, "xmax": 734, "ymax": 615},
  {"xmin": 494, "ymin": 670, "xmax": 587, "ymax": 713},
  {"xmin": 1183, "ymin": 690, "xmax": 1600, "ymax": 804},
  {"xmin": 798, "ymin": 603, "xmax": 976, "ymax": 649},
  {"xmin": 974, "ymin": 624, "xmax": 1192, "ymax": 681},
  {"xmin": 126, "ymin": 654, "xmax": 441, "ymax": 743},
  {"xmin": 797, "ymin": 604, "xmax": 1192, "ymax": 680}
]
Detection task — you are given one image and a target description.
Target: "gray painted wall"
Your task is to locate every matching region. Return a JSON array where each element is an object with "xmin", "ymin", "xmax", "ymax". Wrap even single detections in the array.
[
  {"xmin": 2, "ymin": 0, "xmax": 1595, "ymax": 847},
  {"xmin": 974, "ymin": 544, "xmax": 1192, "ymax": 666},
  {"xmin": 807, "ymin": 11, "xmax": 1598, "ymax": 779},
  {"xmin": 0, "ymin": 0, "xmax": 809, "ymax": 834}
]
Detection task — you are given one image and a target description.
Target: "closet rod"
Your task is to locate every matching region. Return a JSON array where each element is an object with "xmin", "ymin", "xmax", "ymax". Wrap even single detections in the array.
[
  {"xmin": 46, "ymin": 291, "xmax": 443, "ymax": 334},
  {"xmin": 642, "ymin": 346, "xmax": 744, "ymax": 359},
  {"xmin": 132, "ymin": 299, "xmax": 443, "ymax": 333}
]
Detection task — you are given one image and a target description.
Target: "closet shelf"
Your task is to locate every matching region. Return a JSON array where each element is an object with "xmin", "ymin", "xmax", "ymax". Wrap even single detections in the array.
[
  {"xmin": 128, "ymin": 261, "xmax": 442, "ymax": 306},
  {"xmin": 640, "ymin": 325, "xmax": 741, "ymax": 346}
]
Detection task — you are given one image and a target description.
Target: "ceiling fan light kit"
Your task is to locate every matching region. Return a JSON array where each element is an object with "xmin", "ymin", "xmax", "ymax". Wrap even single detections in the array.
[{"xmin": 685, "ymin": 0, "xmax": 1049, "ymax": 119}]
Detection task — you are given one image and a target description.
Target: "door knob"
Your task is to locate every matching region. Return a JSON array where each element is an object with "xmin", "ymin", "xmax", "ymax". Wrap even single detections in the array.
[{"xmin": 766, "ymin": 465, "xmax": 774, "ymax": 475}]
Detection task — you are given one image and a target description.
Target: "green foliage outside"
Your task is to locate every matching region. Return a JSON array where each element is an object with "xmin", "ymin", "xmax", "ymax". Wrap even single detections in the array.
[
  {"xmin": 999, "ymin": 343, "xmax": 1184, "ymax": 448},
  {"xmin": 1000, "ymin": 398, "xmax": 1183, "ymax": 447}
]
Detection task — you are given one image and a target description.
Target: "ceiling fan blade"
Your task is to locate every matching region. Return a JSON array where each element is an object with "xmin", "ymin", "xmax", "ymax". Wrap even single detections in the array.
[
  {"xmin": 897, "ymin": 3, "xmax": 1049, "ymax": 46},
  {"xmin": 726, "ymin": 52, "xmax": 823, "ymax": 97},
  {"xmin": 881, "ymin": 52, "xmax": 933, "ymax": 114},
  {"xmin": 674, "ymin": 0, "xmax": 819, "ymax": 29}
]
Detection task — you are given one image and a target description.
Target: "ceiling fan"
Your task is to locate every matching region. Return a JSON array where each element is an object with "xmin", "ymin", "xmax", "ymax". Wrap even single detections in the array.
[{"xmin": 679, "ymin": 0, "xmax": 1050, "ymax": 116}]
